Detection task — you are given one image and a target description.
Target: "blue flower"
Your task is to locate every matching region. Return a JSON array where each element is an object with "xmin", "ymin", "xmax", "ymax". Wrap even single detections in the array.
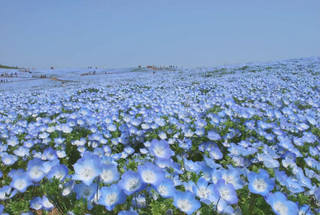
[
  {"xmin": 73, "ymin": 152, "xmax": 102, "ymax": 185},
  {"xmin": 248, "ymin": 169, "xmax": 275, "ymax": 196},
  {"xmin": 0, "ymin": 186, "xmax": 12, "ymax": 200},
  {"xmin": 216, "ymin": 179, "xmax": 238, "ymax": 204},
  {"xmin": 258, "ymin": 153, "xmax": 280, "ymax": 168},
  {"xmin": 193, "ymin": 177, "xmax": 219, "ymax": 205},
  {"xmin": 42, "ymin": 147, "xmax": 58, "ymax": 161},
  {"xmin": 221, "ymin": 167, "xmax": 245, "ymax": 190},
  {"xmin": 42, "ymin": 196, "xmax": 54, "ymax": 211},
  {"xmin": 265, "ymin": 192, "xmax": 298, "ymax": 215},
  {"xmin": 207, "ymin": 130, "xmax": 221, "ymax": 141},
  {"xmin": 98, "ymin": 184, "xmax": 126, "ymax": 211},
  {"xmin": 173, "ymin": 191, "xmax": 201, "ymax": 215},
  {"xmin": 1, "ymin": 153, "xmax": 18, "ymax": 166},
  {"xmin": 298, "ymin": 204, "xmax": 313, "ymax": 215},
  {"xmin": 30, "ymin": 196, "xmax": 43, "ymax": 210},
  {"xmin": 26, "ymin": 158, "xmax": 45, "ymax": 182},
  {"xmin": 315, "ymin": 187, "xmax": 320, "ymax": 203},
  {"xmin": 47, "ymin": 164, "xmax": 68, "ymax": 181},
  {"xmin": 74, "ymin": 182, "xmax": 97, "ymax": 201},
  {"xmin": 155, "ymin": 178, "xmax": 176, "ymax": 198},
  {"xmin": 100, "ymin": 164, "xmax": 120, "ymax": 184},
  {"xmin": 42, "ymin": 160, "xmax": 60, "ymax": 175},
  {"xmin": 217, "ymin": 199, "xmax": 236, "ymax": 214},
  {"xmin": 183, "ymin": 158, "xmax": 202, "ymax": 173},
  {"xmin": 149, "ymin": 139, "xmax": 174, "ymax": 160},
  {"xmin": 119, "ymin": 170, "xmax": 144, "ymax": 195},
  {"xmin": 13, "ymin": 146, "xmax": 29, "ymax": 157},
  {"xmin": 118, "ymin": 209, "xmax": 139, "ymax": 215},
  {"xmin": 132, "ymin": 193, "xmax": 146, "ymax": 208},
  {"xmin": 138, "ymin": 162, "xmax": 165, "ymax": 186},
  {"xmin": 9, "ymin": 169, "xmax": 32, "ymax": 193},
  {"xmin": 285, "ymin": 176, "xmax": 305, "ymax": 194},
  {"xmin": 207, "ymin": 143, "xmax": 223, "ymax": 160}
]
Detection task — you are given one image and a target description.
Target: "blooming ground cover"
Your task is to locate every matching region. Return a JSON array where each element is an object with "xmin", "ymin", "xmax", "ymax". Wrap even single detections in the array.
[{"xmin": 0, "ymin": 57, "xmax": 320, "ymax": 215}]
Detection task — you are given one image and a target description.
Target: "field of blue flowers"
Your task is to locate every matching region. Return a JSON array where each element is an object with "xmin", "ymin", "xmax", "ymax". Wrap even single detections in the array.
[{"xmin": 0, "ymin": 58, "xmax": 320, "ymax": 215}]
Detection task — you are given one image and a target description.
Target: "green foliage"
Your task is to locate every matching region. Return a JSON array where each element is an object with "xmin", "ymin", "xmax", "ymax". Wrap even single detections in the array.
[
  {"xmin": 42, "ymin": 179, "xmax": 76, "ymax": 214},
  {"xmin": 63, "ymin": 127, "xmax": 91, "ymax": 170},
  {"xmin": 5, "ymin": 199, "xmax": 30, "ymax": 215},
  {"xmin": 77, "ymin": 88, "xmax": 100, "ymax": 95},
  {"xmin": 237, "ymin": 188, "xmax": 273, "ymax": 215},
  {"xmin": 148, "ymin": 198, "xmax": 179, "ymax": 215},
  {"xmin": 295, "ymin": 101, "xmax": 313, "ymax": 110},
  {"xmin": 0, "ymin": 64, "xmax": 19, "ymax": 69}
]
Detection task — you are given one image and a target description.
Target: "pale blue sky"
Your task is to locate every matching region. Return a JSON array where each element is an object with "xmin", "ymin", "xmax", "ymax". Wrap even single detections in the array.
[{"xmin": 0, "ymin": 0, "xmax": 319, "ymax": 68}]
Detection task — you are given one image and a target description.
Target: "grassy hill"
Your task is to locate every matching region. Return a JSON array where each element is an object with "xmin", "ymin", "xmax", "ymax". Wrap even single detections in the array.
[{"xmin": 0, "ymin": 64, "xmax": 19, "ymax": 69}]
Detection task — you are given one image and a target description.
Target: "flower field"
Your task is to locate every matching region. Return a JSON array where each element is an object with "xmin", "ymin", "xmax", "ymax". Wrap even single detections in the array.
[{"xmin": 0, "ymin": 57, "xmax": 320, "ymax": 215}]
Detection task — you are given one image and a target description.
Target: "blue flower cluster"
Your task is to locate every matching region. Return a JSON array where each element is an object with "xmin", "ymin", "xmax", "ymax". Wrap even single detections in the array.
[{"xmin": 0, "ymin": 57, "xmax": 320, "ymax": 214}]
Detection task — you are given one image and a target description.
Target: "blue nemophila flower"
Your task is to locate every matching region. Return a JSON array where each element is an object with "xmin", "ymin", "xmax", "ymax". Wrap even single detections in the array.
[
  {"xmin": 62, "ymin": 180, "xmax": 75, "ymax": 196},
  {"xmin": 118, "ymin": 209, "xmax": 139, "ymax": 215},
  {"xmin": 9, "ymin": 169, "xmax": 32, "ymax": 193},
  {"xmin": 13, "ymin": 146, "xmax": 29, "ymax": 157},
  {"xmin": 7, "ymin": 137, "xmax": 19, "ymax": 147},
  {"xmin": 315, "ymin": 187, "xmax": 320, "ymax": 203},
  {"xmin": 98, "ymin": 184, "xmax": 126, "ymax": 211},
  {"xmin": 207, "ymin": 130, "xmax": 221, "ymax": 141},
  {"xmin": 155, "ymin": 178, "xmax": 176, "ymax": 198},
  {"xmin": 1, "ymin": 152, "xmax": 18, "ymax": 166},
  {"xmin": 149, "ymin": 139, "xmax": 174, "ymax": 160},
  {"xmin": 124, "ymin": 146, "xmax": 135, "ymax": 155},
  {"xmin": 295, "ymin": 168, "xmax": 312, "ymax": 189},
  {"xmin": 0, "ymin": 204, "xmax": 3, "ymax": 214},
  {"xmin": 100, "ymin": 164, "xmax": 120, "ymax": 184},
  {"xmin": 285, "ymin": 176, "xmax": 305, "ymax": 194},
  {"xmin": 216, "ymin": 198, "xmax": 237, "ymax": 215},
  {"xmin": 204, "ymin": 156, "xmax": 222, "ymax": 170},
  {"xmin": 42, "ymin": 196, "xmax": 54, "ymax": 211},
  {"xmin": 30, "ymin": 196, "xmax": 43, "ymax": 210},
  {"xmin": 221, "ymin": 167, "xmax": 245, "ymax": 190},
  {"xmin": 298, "ymin": 204, "xmax": 314, "ymax": 215},
  {"xmin": 193, "ymin": 177, "xmax": 219, "ymax": 205},
  {"xmin": 119, "ymin": 170, "xmax": 144, "ymax": 195},
  {"xmin": 138, "ymin": 162, "xmax": 165, "ymax": 186},
  {"xmin": 27, "ymin": 158, "xmax": 45, "ymax": 182},
  {"xmin": 183, "ymin": 158, "xmax": 203, "ymax": 173},
  {"xmin": 257, "ymin": 153, "xmax": 280, "ymax": 168},
  {"xmin": 265, "ymin": 192, "xmax": 298, "ymax": 215},
  {"xmin": 132, "ymin": 193, "xmax": 147, "ymax": 208},
  {"xmin": 42, "ymin": 160, "xmax": 60, "ymax": 175},
  {"xmin": 73, "ymin": 152, "xmax": 102, "ymax": 185},
  {"xmin": 0, "ymin": 186, "xmax": 12, "ymax": 200},
  {"xmin": 20, "ymin": 212, "xmax": 32, "ymax": 215},
  {"xmin": 155, "ymin": 158, "xmax": 182, "ymax": 173},
  {"xmin": 74, "ymin": 182, "xmax": 97, "ymax": 201},
  {"xmin": 216, "ymin": 179, "xmax": 238, "ymax": 204},
  {"xmin": 206, "ymin": 143, "xmax": 223, "ymax": 160},
  {"xmin": 42, "ymin": 147, "xmax": 58, "ymax": 160},
  {"xmin": 179, "ymin": 138, "xmax": 192, "ymax": 150},
  {"xmin": 173, "ymin": 191, "xmax": 201, "ymax": 215},
  {"xmin": 47, "ymin": 164, "xmax": 68, "ymax": 181},
  {"xmin": 248, "ymin": 169, "xmax": 275, "ymax": 196}
]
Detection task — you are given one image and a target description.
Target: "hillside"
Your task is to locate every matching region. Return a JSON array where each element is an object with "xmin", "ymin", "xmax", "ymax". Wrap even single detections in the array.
[{"xmin": 0, "ymin": 64, "xmax": 19, "ymax": 69}]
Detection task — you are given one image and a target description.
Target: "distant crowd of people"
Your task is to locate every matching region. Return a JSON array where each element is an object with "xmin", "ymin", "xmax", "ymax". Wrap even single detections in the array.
[
  {"xmin": 0, "ymin": 79, "xmax": 9, "ymax": 83},
  {"xmin": 0, "ymin": 72, "xmax": 18, "ymax": 78},
  {"xmin": 80, "ymin": 71, "xmax": 97, "ymax": 76}
]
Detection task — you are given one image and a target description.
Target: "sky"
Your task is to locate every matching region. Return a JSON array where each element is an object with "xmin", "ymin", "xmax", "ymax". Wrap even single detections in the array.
[{"xmin": 0, "ymin": 0, "xmax": 320, "ymax": 69}]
